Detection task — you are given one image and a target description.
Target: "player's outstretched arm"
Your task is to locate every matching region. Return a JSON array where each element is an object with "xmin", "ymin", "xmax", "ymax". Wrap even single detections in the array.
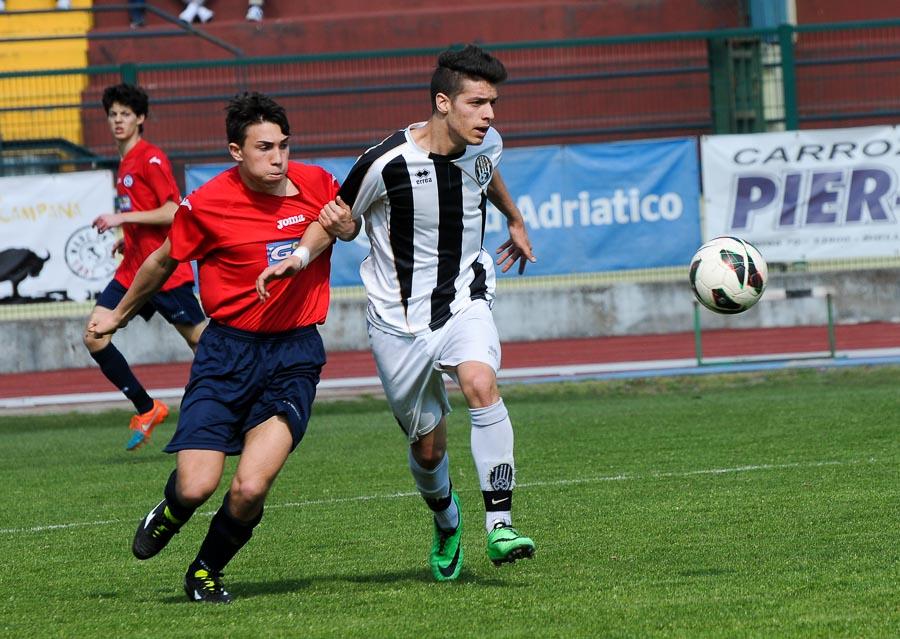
[
  {"xmin": 255, "ymin": 221, "xmax": 335, "ymax": 301},
  {"xmin": 88, "ymin": 238, "xmax": 179, "ymax": 338},
  {"xmin": 93, "ymin": 201, "xmax": 180, "ymax": 233},
  {"xmin": 92, "ymin": 213, "xmax": 120, "ymax": 234},
  {"xmin": 487, "ymin": 170, "xmax": 536, "ymax": 274}
]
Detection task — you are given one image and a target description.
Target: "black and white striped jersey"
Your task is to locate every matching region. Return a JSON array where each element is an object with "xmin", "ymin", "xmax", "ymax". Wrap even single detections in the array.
[{"xmin": 338, "ymin": 122, "xmax": 503, "ymax": 336}]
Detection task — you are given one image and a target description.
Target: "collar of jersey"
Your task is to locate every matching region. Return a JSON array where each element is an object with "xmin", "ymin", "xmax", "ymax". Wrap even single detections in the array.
[{"xmin": 427, "ymin": 149, "xmax": 465, "ymax": 162}]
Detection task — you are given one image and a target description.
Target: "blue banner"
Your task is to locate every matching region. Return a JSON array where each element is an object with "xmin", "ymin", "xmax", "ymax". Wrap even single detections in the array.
[
  {"xmin": 185, "ymin": 137, "xmax": 700, "ymax": 286},
  {"xmin": 488, "ymin": 138, "xmax": 701, "ymax": 276}
]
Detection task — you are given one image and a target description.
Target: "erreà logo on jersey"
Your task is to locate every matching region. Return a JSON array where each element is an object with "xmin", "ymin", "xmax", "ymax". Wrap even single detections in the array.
[
  {"xmin": 276, "ymin": 214, "xmax": 306, "ymax": 230},
  {"xmin": 414, "ymin": 168, "xmax": 432, "ymax": 185},
  {"xmin": 474, "ymin": 155, "xmax": 493, "ymax": 185},
  {"xmin": 266, "ymin": 239, "xmax": 300, "ymax": 266}
]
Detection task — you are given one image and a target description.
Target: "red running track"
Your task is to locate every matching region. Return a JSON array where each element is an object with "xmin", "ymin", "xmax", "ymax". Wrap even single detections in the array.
[{"xmin": 1, "ymin": 323, "xmax": 899, "ymax": 400}]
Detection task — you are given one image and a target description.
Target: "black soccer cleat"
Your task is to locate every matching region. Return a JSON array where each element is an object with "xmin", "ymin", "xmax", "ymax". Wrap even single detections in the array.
[
  {"xmin": 132, "ymin": 499, "xmax": 182, "ymax": 560},
  {"xmin": 184, "ymin": 565, "xmax": 233, "ymax": 604}
]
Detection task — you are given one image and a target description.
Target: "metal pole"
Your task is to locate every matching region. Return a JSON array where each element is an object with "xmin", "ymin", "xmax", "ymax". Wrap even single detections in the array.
[
  {"xmin": 826, "ymin": 293, "xmax": 836, "ymax": 357},
  {"xmin": 693, "ymin": 301, "xmax": 703, "ymax": 365},
  {"xmin": 778, "ymin": 23, "xmax": 799, "ymax": 130},
  {"xmin": 120, "ymin": 63, "xmax": 137, "ymax": 85}
]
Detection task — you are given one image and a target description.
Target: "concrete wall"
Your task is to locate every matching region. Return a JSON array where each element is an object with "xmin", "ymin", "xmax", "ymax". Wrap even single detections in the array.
[{"xmin": 1, "ymin": 269, "xmax": 897, "ymax": 374}]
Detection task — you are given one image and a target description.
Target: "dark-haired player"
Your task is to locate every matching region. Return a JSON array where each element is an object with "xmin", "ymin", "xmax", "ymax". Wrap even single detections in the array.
[
  {"xmin": 258, "ymin": 44, "xmax": 537, "ymax": 581},
  {"xmin": 90, "ymin": 92, "xmax": 346, "ymax": 603},
  {"xmin": 85, "ymin": 83, "xmax": 206, "ymax": 451}
]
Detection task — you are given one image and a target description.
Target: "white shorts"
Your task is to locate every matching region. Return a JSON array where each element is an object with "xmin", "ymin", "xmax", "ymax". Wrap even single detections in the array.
[{"xmin": 367, "ymin": 300, "xmax": 501, "ymax": 442}]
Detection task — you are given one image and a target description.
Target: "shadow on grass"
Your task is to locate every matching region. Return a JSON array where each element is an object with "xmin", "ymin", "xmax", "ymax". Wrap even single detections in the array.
[
  {"xmin": 157, "ymin": 566, "xmax": 519, "ymax": 603},
  {"xmin": 339, "ymin": 567, "xmax": 512, "ymax": 587},
  {"xmin": 161, "ymin": 577, "xmax": 316, "ymax": 603}
]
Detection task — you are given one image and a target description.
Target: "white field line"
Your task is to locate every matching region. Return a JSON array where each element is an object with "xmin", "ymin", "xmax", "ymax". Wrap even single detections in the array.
[
  {"xmin": 0, "ymin": 458, "xmax": 873, "ymax": 536},
  {"xmin": 5, "ymin": 346, "xmax": 900, "ymax": 410}
]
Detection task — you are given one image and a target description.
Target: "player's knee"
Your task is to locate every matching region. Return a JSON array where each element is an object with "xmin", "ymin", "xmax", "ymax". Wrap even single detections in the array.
[
  {"xmin": 411, "ymin": 439, "xmax": 446, "ymax": 469},
  {"xmin": 230, "ymin": 475, "xmax": 270, "ymax": 508},
  {"xmin": 83, "ymin": 329, "xmax": 107, "ymax": 351},
  {"xmin": 460, "ymin": 371, "xmax": 498, "ymax": 408},
  {"xmin": 177, "ymin": 478, "xmax": 219, "ymax": 506}
]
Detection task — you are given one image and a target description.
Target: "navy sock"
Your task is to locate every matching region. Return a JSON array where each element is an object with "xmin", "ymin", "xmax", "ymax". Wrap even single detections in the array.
[
  {"xmin": 90, "ymin": 343, "xmax": 153, "ymax": 413},
  {"xmin": 192, "ymin": 492, "xmax": 263, "ymax": 573}
]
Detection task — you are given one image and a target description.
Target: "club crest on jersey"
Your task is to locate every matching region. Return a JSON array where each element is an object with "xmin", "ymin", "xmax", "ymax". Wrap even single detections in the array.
[
  {"xmin": 123, "ymin": 174, "xmax": 134, "ymax": 188},
  {"xmin": 474, "ymin": 155, "xmax": 493, "ymax": 185},
  {"xmin": 266, "ymin": 239, "xmax": 301, "ymax": 265},
  {"xmin": 276, "ymin": 214, "xmax": 306, "ymax": 230}
]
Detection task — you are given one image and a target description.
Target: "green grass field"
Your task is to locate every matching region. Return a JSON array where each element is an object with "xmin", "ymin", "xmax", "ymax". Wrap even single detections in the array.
[{"xmin": 0, "ymin": 366, "xmax": 897, "ymax": 638}]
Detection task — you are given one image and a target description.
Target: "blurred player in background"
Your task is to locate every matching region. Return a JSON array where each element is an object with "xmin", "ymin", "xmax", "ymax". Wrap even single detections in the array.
[
  {"xmin": 257, "ymin": 44, "xmax": 537, "ymax": 581},
  {"xmin": 85, "ymin": 83, "xmax": 206, "ymax": 451},
  {"xmin": 246, "ymin": 0, "xmax": 264, "ymax": 22},
  {"xmin": 178, "ymin": 0, "xmax": 214, "ymax": 23},
  {"xmin": 90, "ymin": 92, "xmax": 348, "ymax": 603}
]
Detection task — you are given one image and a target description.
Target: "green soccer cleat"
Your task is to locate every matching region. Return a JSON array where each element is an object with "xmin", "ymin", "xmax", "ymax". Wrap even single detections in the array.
[
  {"xmin": 430, "ymin": 492, "xmax": 463, "ymax": 582},
  {"xmin": 486, "ymin": 523, "xmax": 535, "ymax": 566}
]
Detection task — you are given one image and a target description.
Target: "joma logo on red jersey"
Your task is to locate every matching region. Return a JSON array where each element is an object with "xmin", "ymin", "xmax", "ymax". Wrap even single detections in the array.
[{"xmin": 276, "ymin": 214, "xmax": 306, "ymax": 230}]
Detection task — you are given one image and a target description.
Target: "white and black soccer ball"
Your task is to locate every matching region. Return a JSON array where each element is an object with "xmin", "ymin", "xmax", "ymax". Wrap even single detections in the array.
[{"xmin": 689, "ymin": 236, "xmax": 768, "ymax": 314}]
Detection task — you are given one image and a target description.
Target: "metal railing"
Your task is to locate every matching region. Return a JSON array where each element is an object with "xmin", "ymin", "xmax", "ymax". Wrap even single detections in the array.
[
  {"xmin": 0, "ymin": 3, "xmax": 243, "ymax": 57},
  {"xmin": 1, "ymin": 20, "xmax": 899, "ymax": 321},
  {"xmin": 1, "ymin": 19, "xmax": 899, "ymax": 176}
]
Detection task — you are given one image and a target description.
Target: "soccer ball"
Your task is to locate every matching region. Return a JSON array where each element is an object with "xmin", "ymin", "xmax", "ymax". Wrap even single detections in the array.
[{"xmin": 689, "ymin": 236, "xmax": 768, "ymax": 314}]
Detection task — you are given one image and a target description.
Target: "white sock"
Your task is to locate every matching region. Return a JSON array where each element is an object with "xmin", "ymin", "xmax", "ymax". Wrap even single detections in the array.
[
  {"xmin": 408, "ymin": 450, "xmax": 459, "ymax": 531},
  {"xmin": 179, "ymin": 2, "xmax": 200, "ymax": 22},
  {"xmin": 470, "ymin": 399, "xmax": 515, "ymax": 532},
  {"xmin": 197, "ymin": 5, "xmax": 213, "ymax": 22}
]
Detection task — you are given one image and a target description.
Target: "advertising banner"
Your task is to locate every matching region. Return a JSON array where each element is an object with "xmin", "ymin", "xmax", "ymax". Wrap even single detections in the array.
[
  {"xmin": 0, "ymin": 170, "xmax": 117, "ymax": 303},
  {"xmin": 187, "ymin": 137, "xmax": 701, "ymax": 286},
  {"xmin": 489, "ymin": 138, "xmax": 701, "ymax": 276},
  {"xmin": 701, "ymin": 126, "xmax": 900, "ymax": 261}
]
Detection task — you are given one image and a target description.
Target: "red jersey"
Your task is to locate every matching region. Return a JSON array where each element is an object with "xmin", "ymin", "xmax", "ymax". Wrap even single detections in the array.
[
  {"xmin": 115, "ymin": 138, "xmax": 194, "ymax": 291},
  {"xmin": 168, "ymin": 162, "xmax": 339, "ymax": 332}
]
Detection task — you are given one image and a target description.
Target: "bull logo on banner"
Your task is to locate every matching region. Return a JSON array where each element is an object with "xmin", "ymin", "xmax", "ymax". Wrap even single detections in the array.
[{"xmin": 0, "ymin": 248, "xmax": 68, "ymax": 304}]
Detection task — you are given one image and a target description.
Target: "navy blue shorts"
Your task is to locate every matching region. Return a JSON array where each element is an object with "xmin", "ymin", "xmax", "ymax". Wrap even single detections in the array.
[
  {"xmin": 164, "ymin": 320, "xmax": 326, "ymax": 455},
  {"xmin": 97, "ymin": 279, "xmax": 205, "ymax": 326}
]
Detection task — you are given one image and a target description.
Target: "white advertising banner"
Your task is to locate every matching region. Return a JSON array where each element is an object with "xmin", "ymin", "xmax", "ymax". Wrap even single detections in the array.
[
  {"xmin": 0, "ymin": 170, "xmax": 117, "ymax": 303},
  {"xmin": 701, "ymin": 126, "xmax": 900, "ymax": 261}
]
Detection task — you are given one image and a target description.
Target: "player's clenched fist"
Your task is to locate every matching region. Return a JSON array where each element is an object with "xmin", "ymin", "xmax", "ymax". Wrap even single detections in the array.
[
  {"xmin": 318, "ymin": 196, "xmax": 357, "ymax": 240},
  {"xmin": 87, "ymin": 307, "xmax": 124, "ymax": 338}
]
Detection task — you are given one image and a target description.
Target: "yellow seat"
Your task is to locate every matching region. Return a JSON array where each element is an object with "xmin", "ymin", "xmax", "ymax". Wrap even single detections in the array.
[{"xmin": 0, "ymin": 1, "xmax": 93, "ymax": 146}]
